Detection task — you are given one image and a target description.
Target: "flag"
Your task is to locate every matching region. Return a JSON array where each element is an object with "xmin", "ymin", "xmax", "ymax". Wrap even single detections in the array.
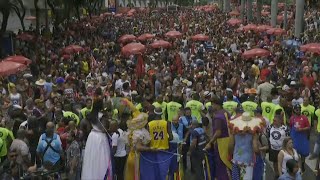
[
  {"xmin": 168, "ymin": 142, "xmax": 183, "ymax": 180},
  {"xmin": 139, "ymin": 151, "xmax": 173, "ymax": 180},
  {"xmin": 203, "ymin": 150, "xmax": 215, "ymax": 180}
]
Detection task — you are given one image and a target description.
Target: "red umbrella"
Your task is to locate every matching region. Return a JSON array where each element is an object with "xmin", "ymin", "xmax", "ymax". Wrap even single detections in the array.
[
  {"xmin": 165, "ymin": 31, "xmax": 182, "ymax": 38},
  {"xmin": 3, "ymin": 55, "xmax": 31, "ymax": 65},
  {"xmin": 227, "ymin": 18, "xmax": 242, "ymax": 26},
  {"xmin": 300, "ymin": 43, "xmax": 320, "ymax": 54},
  {"xmin": 16, "ymin": 33, "xmax": 35, "ymax": 41},
  {"xmin": 150, "ymin": 40, "xmax": 171, "ymax": 49},
  {"xmin": 229, "ymin": 10, "xmax": 240, "ymax": 16},
  {"xmin": 203, "ymin": 7, "xmax": 215, "ymax": 12},
  {"xmin": 0, "ymin": 61, "xmax": 27, "ymax": 76},
  {"xmin": 118, "ymin": 34, "xmax": 137, "ymax": 43},
  {"xmin": 63, "ymin": 54, "xmax": 71, "ymax": 60},
  {"xmin": 242, "ymin": 48, "xmax": 270, "ymax": 59},
  {"xmin": 191, "ymin": 34, "xmax": 210, "ymax": 41},
  {"xmin": 128, "ymin": 9, "xmax": 136, "ymax": 14},
  {"xmin": 121, "ymin": 43, "xmax": 146, "ymax": 56},
  {"xmin": 236, "ymin": 27, "xmax": 244, "ymax": 32},
  {"xmin": 266, "ymin": 28, "xmax": 285, "ymax": 35},
  {"xmin": 103, "ymin": 12, "xmax": 112, "ymax": 16},
  {"xmin": 138, "ymin": 33, "xmax": 155, "ymax": 41},
  {"xmin": 63, "ymin": 45, "xmax": 84, "ymax": 54},
  {"xmin": 127, "ymin": 12, "xmax": 134, "ymax": 17},
  {"xmin": 25, "ymin": 16, "xmax": 36, "ymax": 20},
  {"xmin": 242, "ymin": 24, "xmax": 257, "ymax": 31},
  {"xmin": 255, "ymin": 25, "xmax": 272, "ymax": 32}
]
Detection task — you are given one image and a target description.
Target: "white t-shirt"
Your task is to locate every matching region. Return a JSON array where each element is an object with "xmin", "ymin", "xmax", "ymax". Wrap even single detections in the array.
[
  {"xmin": 266, "ymin": 125, "xmax": 289, "ymax": 151},
  {"xmin": 10, "ymin": 93, "xmax": 21, "ymax": 105},
  {"xmin": 111, "ymin": 129, "xmax": 127, "ymax": 157}
]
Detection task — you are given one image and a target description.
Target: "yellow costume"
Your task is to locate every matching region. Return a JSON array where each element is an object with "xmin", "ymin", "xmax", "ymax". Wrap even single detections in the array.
[{"xmin": 124, "ymin": 113, "xmax": 150, "ymax": 180}]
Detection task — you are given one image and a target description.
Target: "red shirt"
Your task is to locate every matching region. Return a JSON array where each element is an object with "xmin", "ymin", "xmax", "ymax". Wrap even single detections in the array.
[
  {"xmin": 289, "ymin": 115, "xmax": 310, "ymax": 129},
  {"xmin": 302, "ymin": 75, "xmax": 315, "ymax": 89},
  {"xmin": 260, "ymin": 68, "xmax": 271, "ymax": 81}
]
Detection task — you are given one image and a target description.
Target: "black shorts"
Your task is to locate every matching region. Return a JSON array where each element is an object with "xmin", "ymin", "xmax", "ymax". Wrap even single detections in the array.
[{"xmin": 269, "ymin": 149, "xmax": 280, "ymax": 162}]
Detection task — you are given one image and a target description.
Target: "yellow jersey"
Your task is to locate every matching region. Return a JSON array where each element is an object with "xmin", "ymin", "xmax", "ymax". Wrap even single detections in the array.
[{"xmin": 148, "ymin": 120, "xmax": 169, "ymax": 150}]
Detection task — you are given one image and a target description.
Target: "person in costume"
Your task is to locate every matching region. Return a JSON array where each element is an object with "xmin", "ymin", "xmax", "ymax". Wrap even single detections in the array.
[
  {"xmin": 81, "ymin": 99, "xmax": 113, "ymax": 180},
  {"xmin": 205, "ymin": 96, "xmax": 232, "ymax": 180},
  {"xmin": 124, "ymin": 112, "xmax": 152, "ymax": 180},
  {"xmin": 228, "ymin": 112, "xmax": 264, "ymax": 180}
]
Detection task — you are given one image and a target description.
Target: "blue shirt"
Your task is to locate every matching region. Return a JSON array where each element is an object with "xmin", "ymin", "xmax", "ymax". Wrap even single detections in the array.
[
  {"xmin": 190, "ymin": 127, "xmax": 206, "ymax": 150},
  {"xmin": 179, "ymin": 115, "xmax": 196, "ymax": 128},
  {"xmin": 278, "ymin": 172, "xmax": 302, "ymax": 180},
  {"xmin": 37, "ymin": 133, "xmax": 62, "ymax": 165},
  {"xmin": 171, "ymin": 123, "xmax": 184, "ymax": 140},
  {"xmin": 44, "ymin": 82, "xmax": 53, "ymax": 97}
]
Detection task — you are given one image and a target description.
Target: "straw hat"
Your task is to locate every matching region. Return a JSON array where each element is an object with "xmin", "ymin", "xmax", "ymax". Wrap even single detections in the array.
[
  {"xmin": 35, "ymin": 79, "xmax": 46, "ymax": 86},
  {"xmin": 229, "ymin": 112, "xmax": 265, "ymax": 134},
  {"xmin": 127, "ymin": 112, "xmax": 148, "ymax": 130}
]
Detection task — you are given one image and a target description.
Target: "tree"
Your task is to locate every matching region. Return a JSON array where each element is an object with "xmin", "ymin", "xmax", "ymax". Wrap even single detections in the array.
[
  {"xmin": 256, "ymin": 0, "xmax": 262, "ymax": 23},
  {"xmin": 271, "ymin": 0, "xmax": 278, "ymax": 27},
  {"xmin": 294, "ymin": 0, "xmax": 304, "ymax": 37},
  {"xmin": 247, "ymin": 0, "xmax": 253, "ymax": 22},
  {"xmin": 223, "ymin": 0, "xmax": 231, "ymax": 12},
  {"xmin": 83, "ymin": 0, "xmax": 102, "ymax": 15},
  {"xmin": 47, "ymin": 0, "xmax": 73, "ymax": 30},
  {"xmin": 11, "ymin": 0, "xmax": 26, "ymax": 31},
  {"xmin": 34, "ymin": 0, "xmax": 40, "ymax": 33},
  {"xmin": 0, "ymin": 0, "xmax": 11, "ymax": 33}
]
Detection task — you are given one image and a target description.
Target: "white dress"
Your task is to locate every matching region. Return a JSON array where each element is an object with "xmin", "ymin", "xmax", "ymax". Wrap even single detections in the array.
[{"xmin": 81, "ymin": 125, "xmax": 111, "ymax": 180}]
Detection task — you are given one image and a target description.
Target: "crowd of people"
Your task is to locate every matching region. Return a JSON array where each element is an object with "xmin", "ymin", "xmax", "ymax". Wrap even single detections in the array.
[{"xmin": 0, "ymin": 1, "xmax": 320, "ymax": 180}]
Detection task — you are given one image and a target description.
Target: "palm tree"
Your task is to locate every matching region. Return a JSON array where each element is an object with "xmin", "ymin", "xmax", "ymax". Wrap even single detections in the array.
[{"xmin": 0, "ymin": 0, "xmax": 27, "ymax": 33}]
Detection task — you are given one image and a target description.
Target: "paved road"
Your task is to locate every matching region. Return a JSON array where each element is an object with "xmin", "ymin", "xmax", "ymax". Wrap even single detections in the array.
[
  {"xmin": 184, "ymin": 129, "xmax": 319, "ymax": 180},
  {"xmin": 184, "ymin": 160, "xmax": 316, "ymax": 180}
]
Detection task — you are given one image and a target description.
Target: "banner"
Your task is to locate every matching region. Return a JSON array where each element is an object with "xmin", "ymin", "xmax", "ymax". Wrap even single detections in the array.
[
  {"xmin": 203, "ymin": 150, "xmax": 215, "ymax": 180},
  {"xmin": 140, "ymin": 151, "xmax": 173, "ymax": 180},
  {"xmin": 140, "ymin": 143, "xmax": 181, "ymax": 180},
  {"xmin": 108, "ymin": 0, "xmax": 116, "ymax": 13}
]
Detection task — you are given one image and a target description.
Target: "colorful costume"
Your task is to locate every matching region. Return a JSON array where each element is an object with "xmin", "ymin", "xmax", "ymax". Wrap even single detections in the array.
[
  {"xmin": 124, "ymin": 113, "xmax": 151, "ymax": 180},
  {"xmin": 212, "ymin": 110, "xmax": 232, "ymax": 180},
  {"xmin": 229, "ymin": 112, "xmax": 265, "ymax": 180}
]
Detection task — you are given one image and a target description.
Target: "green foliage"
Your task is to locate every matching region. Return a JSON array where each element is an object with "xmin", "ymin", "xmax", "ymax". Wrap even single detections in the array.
[
  {"xmin": 194, "ymin": 0, "xmax": 208, "ymax": 6},
  {"xmin": 178, "ymin": 0, "xmax": 194, "ymax": 6}
]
